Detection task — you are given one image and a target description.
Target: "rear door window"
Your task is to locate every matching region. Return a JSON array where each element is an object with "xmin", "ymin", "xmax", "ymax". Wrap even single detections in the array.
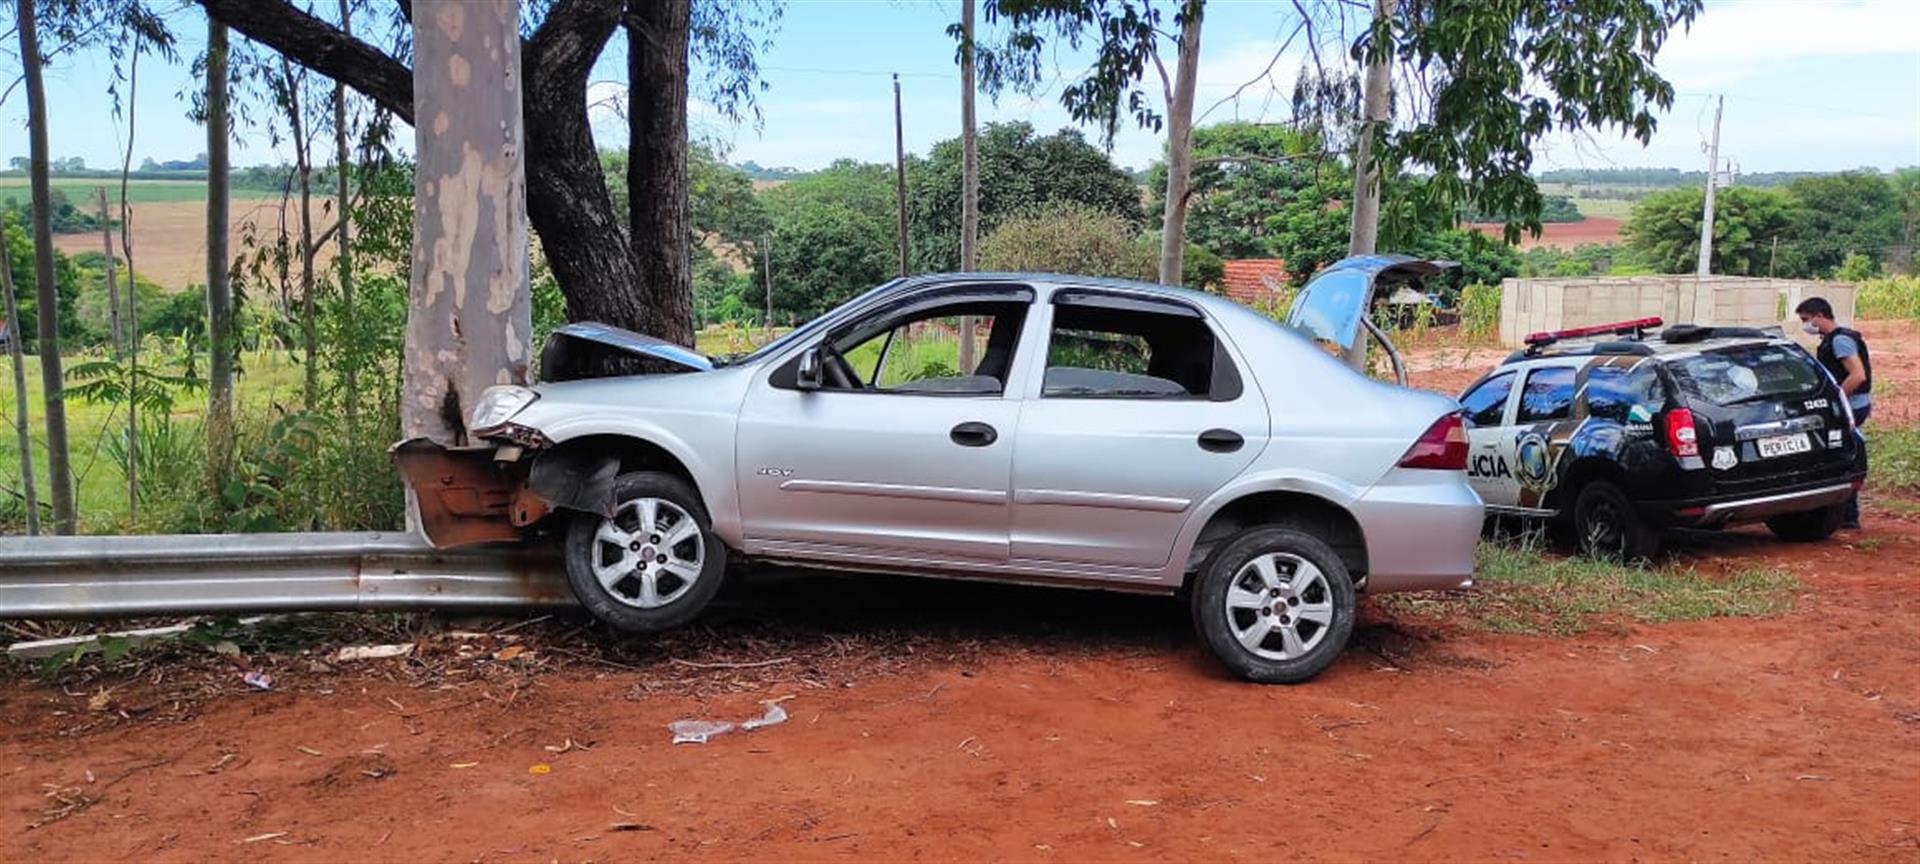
[
  {"xmin": 1584, "ymin": 363, "xmax": 1666, "ymax": 423},
  {"xmin": 1668, "ymin": 344, "xmax": 1824, "ymax": 407},
  {"xmin": 1516, "ymin": 366, "xmax": 1577, "ymax": 423},
  {"xmin": 1461, "ymin": 372, "xmax": 1515, "ymax": 427}
]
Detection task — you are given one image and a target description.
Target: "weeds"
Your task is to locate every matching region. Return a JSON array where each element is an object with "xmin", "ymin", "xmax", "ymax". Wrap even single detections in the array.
[
  {"xmin": 1457, "ymin": 283, "xmax": 1501, "ymax": 340},
  {"xmin": 1870, "ymin": 425, "xmax": 1920, "ymax": 496},
  {"xmin": 1856, "ymin": 275, "xmax": 1920, "ymax": 321},
  {"xmin": 1380, "ymin": 540, "xmax": 1798, "ymax": 635}
]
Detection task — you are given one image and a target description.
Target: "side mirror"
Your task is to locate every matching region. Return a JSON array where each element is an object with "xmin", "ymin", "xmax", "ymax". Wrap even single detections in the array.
[{"xmin": 796, "ymin": 347, "xmax": 823, "ymax": 391}]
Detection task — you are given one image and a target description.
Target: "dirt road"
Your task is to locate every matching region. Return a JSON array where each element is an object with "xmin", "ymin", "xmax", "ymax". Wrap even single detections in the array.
[{"xmin": 4, "ymin": 323, "xmax": 1917, "ymax": 862}]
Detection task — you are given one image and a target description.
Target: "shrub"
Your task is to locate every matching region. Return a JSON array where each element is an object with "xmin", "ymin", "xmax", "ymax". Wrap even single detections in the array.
[{"xmin": 978, "ymin": 202, "xmax": 1157, "ymax": 282}]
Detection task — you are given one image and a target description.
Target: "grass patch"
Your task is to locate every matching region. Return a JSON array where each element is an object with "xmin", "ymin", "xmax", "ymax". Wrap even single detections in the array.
[
  {"xmin": 1379, "ymin": 541, "xmax": 1798, "ymax": 635},
  {"xmin": 0, "ymin": 177, "xmax": 278, "ymax": 204},
  {"xmin": 1869, "ymin": 424, "xmax": 1920, "ymax": 496}
]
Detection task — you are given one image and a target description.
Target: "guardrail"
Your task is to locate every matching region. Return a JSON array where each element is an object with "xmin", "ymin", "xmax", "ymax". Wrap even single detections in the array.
[{"xmin": 0, "ymin": 532, "xmax": 576, "ymax": 618}]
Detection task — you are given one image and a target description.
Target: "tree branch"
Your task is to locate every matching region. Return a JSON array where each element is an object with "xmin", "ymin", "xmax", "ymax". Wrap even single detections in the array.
[
  {"xmin": 525, "ymin": 0, "xmax": 625, "ymax": 92},
  {"xmin": 194, "ymin": 0, "xmax": 414, "ymax": 125}
]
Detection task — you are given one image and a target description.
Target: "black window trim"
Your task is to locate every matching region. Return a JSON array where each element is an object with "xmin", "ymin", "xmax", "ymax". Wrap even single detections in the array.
[
  {"xmin": 767, "ymin": 283, "xmax": 1036, "ymax": 396},
  {"xmin": 1462, "ymin": 369, "xmax": 1518, "ymax": 427},
  {"xmin": 1038, "ymin": 288, "xmax": 1243, "ymax": 402}
]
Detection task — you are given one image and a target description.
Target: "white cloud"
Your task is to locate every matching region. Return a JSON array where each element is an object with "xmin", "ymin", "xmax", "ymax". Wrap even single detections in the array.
[{"xmin": 1655, "ymin": 0, "xmax": 1920, "ymax": 88}]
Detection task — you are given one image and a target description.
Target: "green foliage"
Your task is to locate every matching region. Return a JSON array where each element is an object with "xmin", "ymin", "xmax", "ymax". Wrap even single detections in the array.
[
  {"xmin": 0, "ymin": 187, "xmax": 107, "ymax": 233},
  {"xmin": 1836, "ymin": 253, "xmax": 1878, "ymax": 283},
  {"xmin": 1782, "ymin": 171, "xmax": 1900, "ymax": 275},
  {"xmin": 1149, "ymin": 122, "xmax": 1333, "ymax": 260},
  {"xmin": 4, "ymin": 214, "xmax": 89, "ymax": 350},
  {"xmin": 977, "ymin": 202, "xmax": 1157, "ymax": 281},
  {"xmin": 1624, "ymin": 186, "xmax": 1801, "ymax": 276},
  {"xmin": 1462, "ymin": 194, "xmax": 1581, "ymax": 223},
  {"xmin": 1457, "ymin": 283, "xmax": 1501, "ymax": 339},
  {"xmin": 908, "ymin": 122, "xmax": 1144, "ymax": 273},
  {"xmin": 1264, "ymin": 173, "xmax": 1354, "ymax": 286},
  {"xmin": 1519, "ymin": 243, "xmax": 1634, "ymax": 278},
  {"xmin": 1856, "ymin": 275, "xmax": 1920, "ymax": 322},
  {"xmin": 1400, "ymin": 228, "xmax": 1522, "ymax": 300},
  {"xmin": 1181, "ymin": 241, "xmax": 1222, "ymax": 290},
  {"xmin": 760, "ymin": 161, "xmax": 899, "ymax": 319}
]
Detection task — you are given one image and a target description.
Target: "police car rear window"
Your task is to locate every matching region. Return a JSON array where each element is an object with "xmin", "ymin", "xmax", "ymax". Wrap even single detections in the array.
[{"xmin": 1667, "ymin": 344, "xmax": 1823, "ymax": 407}]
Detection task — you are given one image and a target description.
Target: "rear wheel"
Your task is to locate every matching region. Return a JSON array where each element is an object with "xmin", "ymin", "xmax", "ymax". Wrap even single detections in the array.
[
  {"xmin": 563, "ymin": 471, "xmax": 727, "ymax": 633},
  {"xmin": 1573, "ymin": 481, "xmax": 1659, "ymax": 563},
  {"xmin": 1766, "ymin": 503, "xmax": 1843, "ymax": 543},
  {"xmin": 1191, "ymin": 527, "xmax": 1355, "ymax": 684}
]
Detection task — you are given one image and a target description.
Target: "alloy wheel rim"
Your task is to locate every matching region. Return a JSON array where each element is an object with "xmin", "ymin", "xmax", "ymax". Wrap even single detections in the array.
[
  {"xmin": 589, "ymin": 497, "xmax": 705, "ymax": 609},
  {"xmin": 1584, "ymin": 499, "xmax": 1626, "ymax": 559},
  {"xmin": 1223, "ymin": 552, "xmax": 1335, "ymax": 661}
]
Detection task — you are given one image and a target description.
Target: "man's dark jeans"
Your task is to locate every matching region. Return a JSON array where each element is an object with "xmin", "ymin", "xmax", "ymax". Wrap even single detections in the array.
[{"xmin": 1846, "ymin": 404, "xmax": 1871, "ymax": 526}]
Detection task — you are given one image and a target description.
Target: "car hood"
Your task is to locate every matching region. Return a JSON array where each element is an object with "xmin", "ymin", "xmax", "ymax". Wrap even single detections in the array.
[{"xmin": 538, "ymin": 322, "xmax": 713, "ymax": 382}]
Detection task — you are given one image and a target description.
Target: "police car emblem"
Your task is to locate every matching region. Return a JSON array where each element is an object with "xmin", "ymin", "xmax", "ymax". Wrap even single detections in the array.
[
  {"xmin": 1515, "ymin": 432, "xmax": 1552, "ymax": 487},
  {"xmin": 1711, "ymin": 447, "xmax": 1738, "ymax": 471}
]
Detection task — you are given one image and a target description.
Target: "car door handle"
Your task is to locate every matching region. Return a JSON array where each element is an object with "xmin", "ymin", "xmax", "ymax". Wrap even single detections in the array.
[
  {"xmin": 950, "ymin": 421, "xmax": 998, "ymax": 447},
  {"xmin": 1197, "ymin": 428, "xmax": 1244, "ymax": 453}
]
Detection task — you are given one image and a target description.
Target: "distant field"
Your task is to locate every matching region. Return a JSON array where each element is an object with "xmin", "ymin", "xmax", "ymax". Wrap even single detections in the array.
[
  {"xmin": 49, "ymin": 196, "xmax": 340, "ymax": 292},
  {"xmin": 0, "ymin": 176, "xmax": 278, "ymax": 205},
  {"xmin": 1539, "ymin": 181, "xmax": 1638, "ymax": 220},
  {"xmin": 1473, "ymin": 217, "xmax": 1625, "ymax": 249}
]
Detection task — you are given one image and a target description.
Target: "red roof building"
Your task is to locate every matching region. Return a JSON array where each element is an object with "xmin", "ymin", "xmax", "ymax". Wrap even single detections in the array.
[{"xmin": 1219, "ymin": 258, "xmax": 1289, "ymax": 307}]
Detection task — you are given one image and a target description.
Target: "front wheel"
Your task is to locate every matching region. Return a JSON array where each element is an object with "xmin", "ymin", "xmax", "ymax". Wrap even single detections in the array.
[
  {"xmin": 1573, "ymin": 481, "xmax": 1659, "ymax": 563},
  {"xmin": 563, "ymin": 471, "xmax": 727, "ymax": 633},
  {"xmin": 1766, "ymin": 503, "xmax": 1843, "ymax": 542},
  {"xmin": 1191, "ymin": 527, "xmax": 1356, "ymax": 684}
]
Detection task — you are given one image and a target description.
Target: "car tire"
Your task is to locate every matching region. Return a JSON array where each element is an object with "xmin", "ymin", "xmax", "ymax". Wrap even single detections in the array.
[
  {"xmin": 1191, "ymin": 527, "xmax": 1356, "ymax": 684},
  {"xmin": 1573, "ymin": 481, "xmax": 1659, "ymax": 563},
  {"xmin": 1765, "ymin": 503, "xmax": 1843, "ymax": 543},
  {"xmin": 563, "ymin": 471, "xmax": 727, "ymax": 633}
]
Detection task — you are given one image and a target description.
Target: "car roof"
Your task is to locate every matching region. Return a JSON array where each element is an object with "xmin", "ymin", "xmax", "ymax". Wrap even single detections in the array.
[
  {"xmin": 880, "ymin": 270, "xmax": 1248, "ymax": 318},
  {"xmin": 1501, "ymin": 330, "xmax": 1794, "ymax": 366}
]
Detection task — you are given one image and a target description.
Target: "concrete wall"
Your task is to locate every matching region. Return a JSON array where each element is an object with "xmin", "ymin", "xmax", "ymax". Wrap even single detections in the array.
[{"xmin": 1497, "ymin": 275, "xmax": 1857, "ymax": 349}]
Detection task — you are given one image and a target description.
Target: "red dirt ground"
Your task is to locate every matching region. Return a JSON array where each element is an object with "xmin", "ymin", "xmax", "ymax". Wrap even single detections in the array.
[
  {"xmin": 1473, "ymin": 218, "xmax": 1625, "ymax": 249},
  {"xmin": 4, "ymin": 322, "xmax": 1918, "ymax": 862}
]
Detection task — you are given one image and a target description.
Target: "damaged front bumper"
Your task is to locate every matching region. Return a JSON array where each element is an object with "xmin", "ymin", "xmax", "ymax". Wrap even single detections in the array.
[{"xmin": 392, "ymin": 432, "xmax": 622, "ymax": 549}]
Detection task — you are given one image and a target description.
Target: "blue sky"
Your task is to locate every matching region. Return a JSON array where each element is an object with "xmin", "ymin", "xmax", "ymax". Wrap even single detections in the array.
[{"xmin": 2, "ymin": 0, "xmax": 1915, "ymax": 175}]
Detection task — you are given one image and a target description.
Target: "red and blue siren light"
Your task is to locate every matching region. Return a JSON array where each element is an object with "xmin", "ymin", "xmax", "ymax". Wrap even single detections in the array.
[{"xmin": 1523, "ymin": 316, "xmax": 1663, "ymax": 348}]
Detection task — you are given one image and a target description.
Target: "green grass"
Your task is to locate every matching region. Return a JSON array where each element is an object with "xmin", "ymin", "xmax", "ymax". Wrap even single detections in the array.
[
  {"xmin": 1856, "ymin": 275, "xmax": 1920, "ymax": 321},
  {"xmin": 1535, "ymin": 181, "xmax": 1637, "ymax": 220},
  {"xmin": 1870, "ymin": 424, "xmax": 1920, "ymax": 496},
  {"xmin": 1380, "ymin": 541, "xmax": 1799, "ymax": 635},
  {"xmin": 0, "ymin": 349, "xmax": 310, "ymax": 531},
  {"xmin": 0, "ymin": 177, "xmax": 278, "ymax": 205}
]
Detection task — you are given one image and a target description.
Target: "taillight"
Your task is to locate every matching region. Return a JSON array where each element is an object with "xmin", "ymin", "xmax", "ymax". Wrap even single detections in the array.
[
  {"xmin": 1399, "ymin": 413, "xmax": 1468, "ymax": 470},
  {"xmin": 1665, "ymin": 408, "xmax": 1700, "ymax": 458}
]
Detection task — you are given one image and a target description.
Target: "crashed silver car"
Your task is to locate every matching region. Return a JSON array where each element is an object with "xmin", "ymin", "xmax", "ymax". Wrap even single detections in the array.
[{"xmin": 398, "ymin": 266, "xmax": 1481, "ymax": 683}]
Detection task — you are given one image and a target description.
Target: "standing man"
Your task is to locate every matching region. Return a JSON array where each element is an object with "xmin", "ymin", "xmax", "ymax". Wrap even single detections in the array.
[{"xmin": 1796, "ymin": 296, "xmax": 1871, "ymax": 530}]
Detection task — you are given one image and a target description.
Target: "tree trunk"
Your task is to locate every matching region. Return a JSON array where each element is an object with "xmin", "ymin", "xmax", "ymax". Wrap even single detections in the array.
[
  {"xmin": 1156, "ymin": 7, "xmax": 1203, "ymax": 287},
  {"xmin": 95, "ymin": 188, "xmax": 122, "ymax": 353},
  {"xmin": 206, "ymin": 20, "xmax": 235, "ymax": 496},
  {"xmin": 18, "ymin": 0, "xmax": 76, "ymax": 534},
  {"xmin": 403, "ymin": 0, "xmax": 533, "ymax": 446},
  {"xmin": 1347, "ymin": 0, "xmax": 1395, "ymax": 259},
  {"xmin": 118, "ymin": 46, "xmax": 143, "ymax": 519},
  {"xmin": 200, "ymin": 0, "xmax": 643, "ymax": 337},
  {"xmin": 333, "ymin": 0, "xmax": 356, "ymax": 428},
  {"xmin": 280, "ymin": 57, "xmax": 320, "ymax": 408},
  {"xmin": 1, "ymin": 218, "xmax": 39, "ymax": 535},
  {"xmin": 957, "ymin": 0, "xmax": 978, "ymax": 372},
  {"xmin": 627, "ymin": 0, "xmax": 693, "ymax": 347}
]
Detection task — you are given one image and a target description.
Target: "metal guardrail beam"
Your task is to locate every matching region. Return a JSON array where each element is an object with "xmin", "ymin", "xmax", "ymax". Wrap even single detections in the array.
[{"xmin": 0, "ymin": 532, "xmax": 576, "ymax": 618}]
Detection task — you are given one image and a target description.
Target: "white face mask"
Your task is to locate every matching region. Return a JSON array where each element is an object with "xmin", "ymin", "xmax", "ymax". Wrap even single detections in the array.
[{"xmin": 1801, "ymin": 321, "xmax": 1821, "ymax": 336}]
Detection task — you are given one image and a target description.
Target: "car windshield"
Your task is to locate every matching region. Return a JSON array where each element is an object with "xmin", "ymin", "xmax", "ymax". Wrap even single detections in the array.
[{"xmin": 1667, "ymin": 343, "xmax": 1825, "ymax": 407}]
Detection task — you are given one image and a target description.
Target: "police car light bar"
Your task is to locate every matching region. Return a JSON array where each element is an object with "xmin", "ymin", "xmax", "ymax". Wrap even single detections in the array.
[{"xmin": 1523, "ymin": 316, "xmax": 1663, "ymax": 348}]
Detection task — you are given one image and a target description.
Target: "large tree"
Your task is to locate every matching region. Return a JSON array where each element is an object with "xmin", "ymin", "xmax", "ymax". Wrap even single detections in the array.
[
  {"xmin": 1781, "ymin": 171, "xmax": 1900, "ymax": 276},
  {"xmin": 907, "ymin": 121, "xmax": 1144, "ymax": 274},
  {"xmin": 16, "ymin": 0, "xmax": 75, "ymax": 533},
  {"xmin": 1624, "ymin": 186, "xmax": 1801, "ymax": 277},
  {"xmin": 195, "ymin": 0, "xmax": 775, "ymax": 349}
]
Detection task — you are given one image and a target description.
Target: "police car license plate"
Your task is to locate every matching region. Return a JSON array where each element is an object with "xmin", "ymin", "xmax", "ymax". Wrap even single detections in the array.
[{"xmin": 1757, "ymin": 433, "xmax": 1811, "ymax": 458}]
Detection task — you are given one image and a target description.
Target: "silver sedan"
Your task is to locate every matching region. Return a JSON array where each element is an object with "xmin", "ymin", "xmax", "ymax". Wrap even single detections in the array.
[{"xmin": 407, "ymin": 262, "xmax": 1481, "ymax": 683}]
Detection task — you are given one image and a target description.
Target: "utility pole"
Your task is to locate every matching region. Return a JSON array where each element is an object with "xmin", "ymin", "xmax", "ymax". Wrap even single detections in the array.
[
  {"xmin": 1695, "ymin": 94, "xmax": 1723, "ymax": 278},
  {"xmin": 893, "ymin": 73, "xmax": 909, "ymax": 278},
  {"xmin": 958, "ymin": 0, "xmax": 979, "ymax": 373},
  {"xmin": 763, "ymin": 232, "xmax": 773, "ymax": 335}
]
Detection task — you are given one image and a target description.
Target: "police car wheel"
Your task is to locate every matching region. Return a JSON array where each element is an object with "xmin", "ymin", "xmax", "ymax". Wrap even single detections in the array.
[
  {"xmin": 1765, "ymin": 503, "xmax": 1843, "ymax": 543},
  {"xmin": 1573, "ymin": 481, "xmax": 1658, "ymax": 563}
]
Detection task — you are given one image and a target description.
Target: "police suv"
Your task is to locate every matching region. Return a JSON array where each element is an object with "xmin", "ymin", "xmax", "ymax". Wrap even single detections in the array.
[{"xmin": 1457, "ymin": 317, "xmax": 1868, "ymax": 560}]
